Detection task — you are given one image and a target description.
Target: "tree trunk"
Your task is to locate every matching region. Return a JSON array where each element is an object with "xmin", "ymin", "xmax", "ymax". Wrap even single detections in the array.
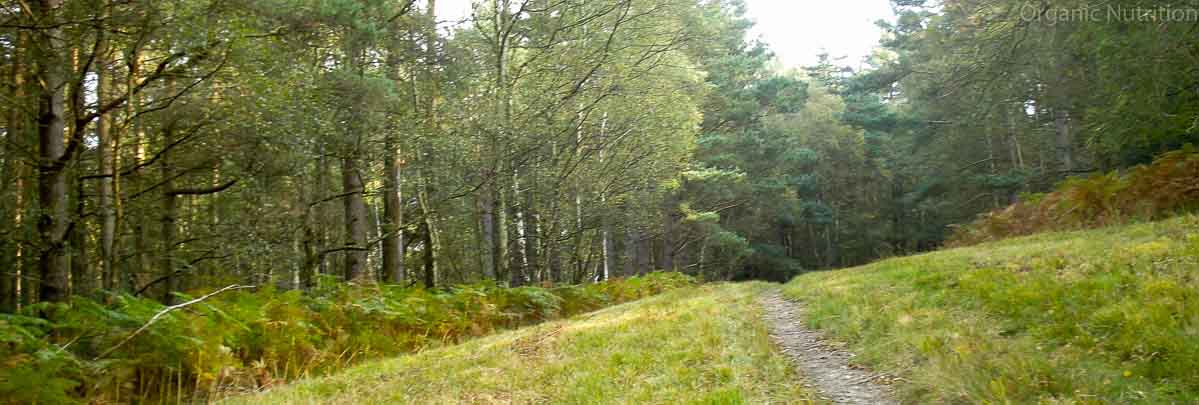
[
  {"xmin": 497, "ymin": 180, "xmax": 511, "ymax": 281},
  {"xmin": 986, "ymin": 124, "xmax": 1000, "ymax": 208},
  {"xmin": 0, "ymin": 179, "xmax": 15, "ymax": 311},
  {"xmin": 490, "ymin": 0, "xmax": 517, "ymax": 284},
  {"xmin": 1049, "ymin": 25, "xmax": 1076, "ymax": 175},
  {"xmin": 523, "ymin": 190, "xmax": 541, "ymax": 283},
  {"xmin": 1008, "ymin": 104, "xmax": 1025, "ymax": 170},
  {"xmin": 541, "ymin": 184, "xmax": 562, "ymax": 284},
  {"xmin": 300, "ymin": 148, "xmax": 326, "ymax": 291},
  {"xmin": 160, "ymin": 187, "xmax": 178, "ymax": 301},
  {"xmin": 637, "ymin": 234, "xmax": 650, "ymax": 276},
  {"xmin": 546, "ymin": 224, "xmax": 562, "ymax": 284},
  {"xmin": 479, "ymin": 182, "xmax": 498, "ymax": 279},
  {"xmin": 341, "ymin": 157, "xmax": 369, "ymax": 282},
  {"xmin": 0, "ymin": 162, "xmax": 14, "ymax": 311},
  {"xmin": 382, "ymin": 134, "xmax": 404, "ymax": 283},
  {"xmin": 97, "ymin": 34, "xmax": 117, "ymax": 293},
  {"xmin": 661, "ymin": 206, "xmax": 676, "ymax": 272},
  {"xmin": 1007, "ymin": 103, "xmax": 1025, "ymax": 204},
  {"xmin": 68, "ymin": 47, "xmax": 93, "ymax": 298},
  {"xmin": 420, "ymin": 211, "xmax": 435, "ymax": 288},
  {"xmin": 316, "ymin": 143, "xmax": 330, "ymax": 277},
  {"xmin": 157, "ymin": 111, "xmax": 179, "ymax": 300},
  {"xmin": 33, "ymin": 0, "xmax": 70, "ymax": 303},
  {"xmin": 1054, "ymin": 108, "xmax": 1074, "ymax": 173},
  {"xmin": 571, "ymin": 113, "xmax": 585, "ymax": 282},
  {"xmin": 1, "ymin": 31, "xmax": 26, "ymax": 312},
  {"xmin": 507, "ymin": 167, "xmax": 527, "ymax": 286},
  {"xmin": 623, "ymin": 226, "xmax": 637, "ymax": 276},
  {"xmin": 301, "ymin": 210, "xmax": 318, "ymax": 291},
  {"xmin": 598, "ymin": 112, "xmax": 616, "ymax": 281},
  {"xmin": 572, "ymin": 187, "xmax": 584, "ymax": 280},
  {"xmin": 416, "ymin": 0, "xmax": 440, "ymax": 287},
  {"xmin": 600, "ymin": 214, "xmax": 613, "ymax": 282},
  {"xmin": 71, "ymin": 156, "xmax": 91, "ymax": 297},
  {"xmin": 128, "ymin": 47, "xmax": 149, "ymax": 291},
  {"xmin": 366, "ymin": 200, "xmax": 380, "ymax": 275},
  {"xmin": 414, "ymin": 165, "xmax": 440, "ymax": 287}
]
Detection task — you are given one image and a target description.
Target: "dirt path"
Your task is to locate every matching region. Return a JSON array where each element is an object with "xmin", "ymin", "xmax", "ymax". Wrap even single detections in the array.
[{"xmin": 759, "ymin": 289, "xmax": 898, "ymax": 405}]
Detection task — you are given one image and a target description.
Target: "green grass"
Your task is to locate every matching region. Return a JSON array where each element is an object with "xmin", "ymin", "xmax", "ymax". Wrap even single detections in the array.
[
  {"xmin": 783, "ymin": 215, "xmax": 1199, "ymax": 403},
  {"xmin": 226, "ymin": 283, "xmax": 813, "ymax": 404}
]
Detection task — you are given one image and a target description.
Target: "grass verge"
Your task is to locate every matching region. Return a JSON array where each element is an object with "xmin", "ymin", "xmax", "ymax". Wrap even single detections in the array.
[
  {"xmin": 783, "ymin": 215, "xmax": 1199, "ymax": 403},
  {"xmin": 228, "ymin": 283, "xmax": 813, "ymax": 404}
]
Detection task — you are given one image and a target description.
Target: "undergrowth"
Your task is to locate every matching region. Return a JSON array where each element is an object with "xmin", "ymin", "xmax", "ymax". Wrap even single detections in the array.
[
  {"xmin": 784, "ymin": 215, "xmax": 1199, "ymax": 403},
  {"xmin": 948, "ymin": 146, "xmax": 1199, "ymax": 246},
  {"xmin": 0, "ymin": 272, "xmax": 693, "ymax": 404},
  {"xmin": 230, "ymin": 283, "xmax": 812, "ymax": 404}
]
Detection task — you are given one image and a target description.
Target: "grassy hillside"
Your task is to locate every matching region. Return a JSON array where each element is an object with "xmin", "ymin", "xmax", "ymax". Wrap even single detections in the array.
[
  {"xmin": 783, "ymin": 215, "xmax": 1199, "ymax": 403},
  {"xmin": 0, "ymin": 274, "xmax": 695, "ymax": 404},
  {"xmin": 229, "ymin": 283, "xmax": 813, "ymax": 404}
]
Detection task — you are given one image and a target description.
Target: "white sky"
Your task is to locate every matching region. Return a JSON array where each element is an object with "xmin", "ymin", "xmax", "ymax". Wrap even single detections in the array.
[
  {"xmin": 433, "ymin": 0, "xmax": 895, "ymax": 69},
  {"xmin": 745, "ymin": 0, "xmax": 894, "ymax": 68}
]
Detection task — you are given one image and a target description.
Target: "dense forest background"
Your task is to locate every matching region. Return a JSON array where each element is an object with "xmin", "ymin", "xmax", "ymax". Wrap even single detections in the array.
[{"xmin": 2, "ymin": 0, "xmax": 1198, "ymax": 310}]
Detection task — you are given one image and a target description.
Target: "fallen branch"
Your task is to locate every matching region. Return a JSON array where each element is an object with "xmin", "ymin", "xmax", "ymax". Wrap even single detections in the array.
[{"xmin": 95, "ymin": 284, "xmax": 254, "ymax": 360}]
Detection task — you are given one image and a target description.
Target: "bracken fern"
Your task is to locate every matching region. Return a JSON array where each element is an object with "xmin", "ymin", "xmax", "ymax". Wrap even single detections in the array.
[
  {"xmin": 948, "ymin": 146, "xmax": 1199, "ymax": 246},
  {"xmin": 0, "ymin": 272, "xmax": 693, "ymax": 404}
]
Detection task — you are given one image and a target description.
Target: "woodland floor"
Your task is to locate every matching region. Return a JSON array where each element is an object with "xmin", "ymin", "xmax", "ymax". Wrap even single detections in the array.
[{"xmin": 759, "ymin": 289, "xmax": 898, "ymax": 405}]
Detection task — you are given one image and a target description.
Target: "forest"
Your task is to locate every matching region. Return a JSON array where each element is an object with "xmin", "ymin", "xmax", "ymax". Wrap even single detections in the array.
[{"xmin": 2, "ymin": 0, "xmax": 1199, "ymax": 402}]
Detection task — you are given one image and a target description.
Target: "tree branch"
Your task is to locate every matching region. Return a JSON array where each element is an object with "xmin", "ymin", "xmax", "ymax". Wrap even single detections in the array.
[{"xmin": 166, "ymin": 179, "xmax": 238, "ymax": 196}]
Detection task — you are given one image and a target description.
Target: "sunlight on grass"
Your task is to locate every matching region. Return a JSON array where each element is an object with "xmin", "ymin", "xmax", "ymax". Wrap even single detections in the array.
[
  {"xmin": 783, "ymin": 215, "xmax": 1199, "ymax": 403},
  {"xmin": 226, "ymin": 283, "xmax": 813, "ymax": 404}
]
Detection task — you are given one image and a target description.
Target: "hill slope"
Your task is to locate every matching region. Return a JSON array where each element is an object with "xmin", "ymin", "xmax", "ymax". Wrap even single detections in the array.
[
  {"xmin": 783, "ymin": 215, "xmax": 1199, "ymax": 403},
  {"xmin": 229, "ymin": 283, "xmax": 813, "ymax": 404}
]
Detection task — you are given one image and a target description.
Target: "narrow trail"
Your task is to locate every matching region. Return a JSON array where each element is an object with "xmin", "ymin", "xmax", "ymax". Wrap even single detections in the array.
[{"xmin": 759, "ymin": 289, "xmax": 899, "ymax": 405}]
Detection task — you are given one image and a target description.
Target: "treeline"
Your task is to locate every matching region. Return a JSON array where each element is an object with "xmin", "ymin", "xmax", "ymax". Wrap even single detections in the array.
[
  {"xmin": 705, "ymin": 0, "xmax": 1199, "ymax": 274},
  {"xmin": 0, "ymin": 0, "xmax": 736, "ymax": 310},
  {"xmin": 854, "ymin": 0, "xmax": 1199, "ymax": 244},
  {"xmin": 3, "ymin": 0, "xmax": 1198, "ymax": 310}
]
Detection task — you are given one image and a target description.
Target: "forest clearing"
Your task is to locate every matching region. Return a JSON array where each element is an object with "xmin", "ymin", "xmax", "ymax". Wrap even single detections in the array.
[
  {"xmin": 236, "ymin": 215, "xmax": 1199, "ymax": 404},
  {"xmin": 3, "ymin": 0, "xmax": 1199, "ymax": 403}
]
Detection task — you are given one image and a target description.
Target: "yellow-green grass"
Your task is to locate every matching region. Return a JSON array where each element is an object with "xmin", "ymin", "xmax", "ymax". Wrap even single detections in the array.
[
  {"xmin": 227, "ymin": 283, "xmax": 813, "ymax": 404},
  {"xmin": 783, "ymin": 215, "xmax": 1199, "ymax": 403}
]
